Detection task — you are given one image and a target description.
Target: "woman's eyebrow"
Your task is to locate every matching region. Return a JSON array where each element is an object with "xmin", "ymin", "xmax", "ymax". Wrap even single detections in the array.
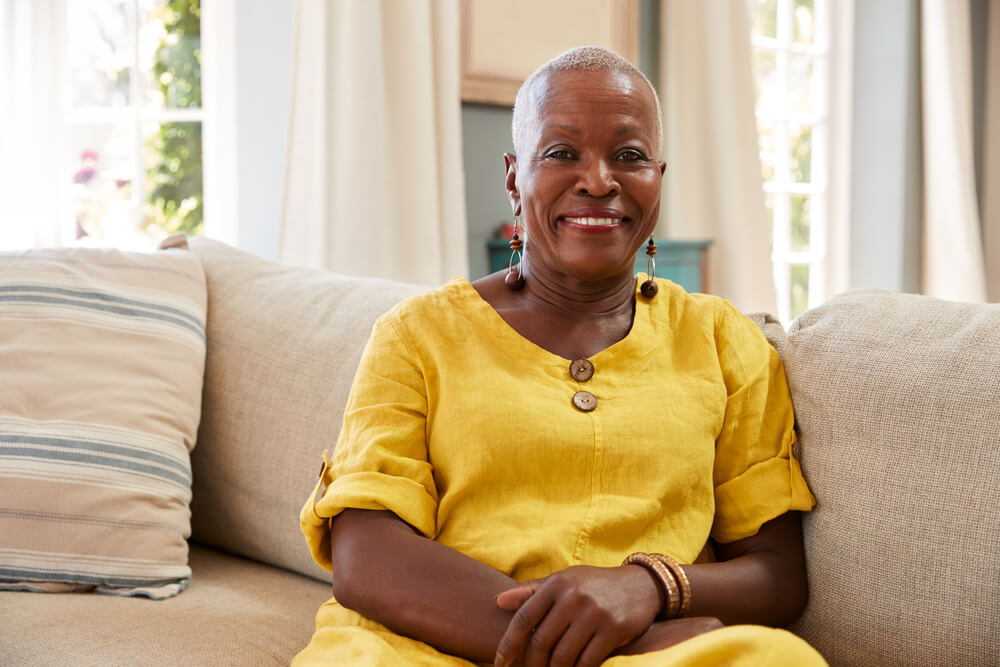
[
  {"xmin": 615, "ymin": 124, "xmax": 645, "ymax": 136},
  {"xmin": 546, "ymin": 124, "xmax": 581, "ymax": 136}
]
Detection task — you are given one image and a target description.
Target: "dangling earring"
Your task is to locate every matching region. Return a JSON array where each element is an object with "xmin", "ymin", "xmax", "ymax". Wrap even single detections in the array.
[
  {"xmin": 505, "ymin": 217, "xmax": 525, "ymax": 291},
  {"xmin": 640, "ymin": 238, "xmax": 658, "ymax": 298}
]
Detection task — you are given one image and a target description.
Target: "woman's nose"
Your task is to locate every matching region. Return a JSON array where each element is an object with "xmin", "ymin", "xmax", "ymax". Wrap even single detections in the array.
[{"xmin": 574, "ymin": 158, "xmax": 621, "ymax": 198}]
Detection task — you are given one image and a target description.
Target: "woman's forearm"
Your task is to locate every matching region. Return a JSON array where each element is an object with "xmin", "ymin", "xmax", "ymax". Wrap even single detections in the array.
[
  {"xmin": 330, "ymin": 508, "xmax": 516, "ymax": 662},
  {"xmin": 681, "ymin": 512, "xmax": 808, "ymax": 626}
]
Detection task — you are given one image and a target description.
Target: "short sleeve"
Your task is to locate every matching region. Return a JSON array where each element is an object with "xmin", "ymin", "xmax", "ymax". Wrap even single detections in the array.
[
  {"xmin": 299, "ymin": 313, "xmax": 437, "ymax": 572},
  {"xmin": 710, "ymin": 304, "xmax": 815, "ymax": 544}
]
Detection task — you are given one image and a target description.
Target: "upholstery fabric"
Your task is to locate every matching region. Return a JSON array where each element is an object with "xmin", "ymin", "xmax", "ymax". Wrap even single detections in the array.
[
  {"xmin": 0, "ymin": 246, "xmax": 206, "ymax": 598},
  {"xmin": 751, "ymin": 290, "xmax": 1000, "ymax": 667},
  {"xmin": 186, "ymin": 237, "xmax": 426, "ymax": 581},
  {"xmin": 0, "ymin": 544, "xmax": 330, "ymax": 666}
]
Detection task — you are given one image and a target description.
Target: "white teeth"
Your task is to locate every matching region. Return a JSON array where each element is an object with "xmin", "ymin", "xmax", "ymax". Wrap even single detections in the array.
[{"xmin": 564, "ymin": 217, "xmax": 623, "ymax": 226}]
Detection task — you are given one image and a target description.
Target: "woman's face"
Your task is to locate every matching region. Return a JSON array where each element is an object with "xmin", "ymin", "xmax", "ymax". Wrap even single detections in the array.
[{"xmin": 505, "ymin": 69, "xmax": 666, "ymax": 284}]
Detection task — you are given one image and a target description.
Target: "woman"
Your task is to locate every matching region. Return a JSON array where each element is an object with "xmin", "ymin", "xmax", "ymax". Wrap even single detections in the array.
[{"xmin": 295, "ymin": 46, "xmax": 824, "ymax": 666}]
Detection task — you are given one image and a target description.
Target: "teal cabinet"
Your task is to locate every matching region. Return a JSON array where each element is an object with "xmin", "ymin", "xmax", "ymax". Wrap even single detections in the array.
[{"xmin": 487, "ymin": 239, "xmax": 713, "ymax": 294}]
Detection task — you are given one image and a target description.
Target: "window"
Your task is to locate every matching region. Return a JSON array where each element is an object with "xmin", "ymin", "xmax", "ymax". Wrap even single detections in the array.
[
  {"xmin": 750, "ymin": 0, "xmax": 829, "ymax": 322},
  {"xmin": 67, "ymin": 0, "xmax": 202, "ymax": 249}
]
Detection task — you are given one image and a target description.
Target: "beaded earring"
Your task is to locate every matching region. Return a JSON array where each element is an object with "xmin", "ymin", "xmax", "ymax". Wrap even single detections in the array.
[
  {"xmin": 505, "ymin": 217, "xmax": 525, "ymax": 291},
  {"xmin": 640, "ymin": 238, "xmax": 658, "ymax": 298}
]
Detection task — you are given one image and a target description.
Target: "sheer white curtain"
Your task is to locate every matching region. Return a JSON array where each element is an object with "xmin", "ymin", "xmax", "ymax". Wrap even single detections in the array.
[
  {"xmin": 920, "ymin": 0, "xmax": 987, "ymax": 302},
  {"xmin": 0, "ymin": 0, "xmax": 66, "ymax": 249},
  {"xmin": 658, "ymin": 0, "xmax": 776, "ymax": 313},
  {"xmin": 280, "ymin": 0, "xmax": 468, "ymax": 285}
]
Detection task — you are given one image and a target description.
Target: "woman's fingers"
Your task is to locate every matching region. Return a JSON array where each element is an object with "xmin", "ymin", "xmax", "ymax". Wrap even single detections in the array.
[
  {"xmin": 522, "ymin": 601, "xmax": 574, "ymax": 667},
  {"xmin": 495, "ymin": 581, "xmax": 540, "ymax": 611},
  {"xmin": 494, "ymin": 586, "xmax": 554, "ymax": 667},
  {"xmin": 546, "ymin": 614, "xmax": 596, "ymax": 667},
  {"xmin": 574, "ymin": 627, "xmax": 623, "ymax": 667}
]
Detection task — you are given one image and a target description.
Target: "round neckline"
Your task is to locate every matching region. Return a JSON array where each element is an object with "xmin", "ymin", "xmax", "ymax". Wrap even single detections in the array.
[{"xmin": 450, "ymin": 275, "xmax": 659, "ymax": 368}]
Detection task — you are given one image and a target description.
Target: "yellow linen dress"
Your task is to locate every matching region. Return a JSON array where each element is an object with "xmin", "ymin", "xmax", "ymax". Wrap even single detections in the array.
[{"xmin": 295, "ymin": 276, "xmax": 824, "ymax": 666}]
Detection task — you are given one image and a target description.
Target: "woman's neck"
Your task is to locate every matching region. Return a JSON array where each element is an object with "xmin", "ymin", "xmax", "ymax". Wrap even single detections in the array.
[{"xmin": 518, "ymin": 258, "xmax": 637, "ymax": 319}]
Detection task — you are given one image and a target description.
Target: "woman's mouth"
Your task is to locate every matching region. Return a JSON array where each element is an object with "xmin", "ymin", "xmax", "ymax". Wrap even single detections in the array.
[{"xmin": 561, "ymin": 217, "xmax": 625, "ymax": 227}]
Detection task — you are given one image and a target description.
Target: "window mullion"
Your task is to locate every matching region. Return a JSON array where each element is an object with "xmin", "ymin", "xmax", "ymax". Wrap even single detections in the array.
[{"xmin": 130, "ymin": 0, "xmax": 144, "ymax": 227}]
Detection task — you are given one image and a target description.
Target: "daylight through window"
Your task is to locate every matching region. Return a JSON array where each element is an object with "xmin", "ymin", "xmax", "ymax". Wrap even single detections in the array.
[
  {"xmin": 67, "ymin": 0, "xmax": 202, "ymax": 249},
  {"xmin": 751, "ymin": 0, "xmax": 829, "ymax": 322}
]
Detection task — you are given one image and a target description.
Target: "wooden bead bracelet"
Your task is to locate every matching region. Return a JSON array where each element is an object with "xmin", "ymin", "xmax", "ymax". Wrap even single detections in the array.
[{"xmin": 621, "ymin": 552, "xmax": 690, "ymax": 619}]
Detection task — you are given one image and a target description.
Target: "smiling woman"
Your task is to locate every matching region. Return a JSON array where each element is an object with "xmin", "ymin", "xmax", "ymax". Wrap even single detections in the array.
[{"xmin": 293, "ymin": 47, "xmax": 825, "ymax": 667}]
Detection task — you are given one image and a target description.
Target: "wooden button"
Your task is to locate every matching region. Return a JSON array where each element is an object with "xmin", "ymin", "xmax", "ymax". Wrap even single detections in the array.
[
  {"xmin": 569, "ymin": 359, "xmax": 595, "ymax": 382},
  {"xmin": 572, "ymin": 390, "xmax": 598, "ymax": 412}
]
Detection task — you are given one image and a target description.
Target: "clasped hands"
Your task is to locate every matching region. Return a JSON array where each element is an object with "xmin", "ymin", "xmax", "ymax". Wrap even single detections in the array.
[{"xmin": 492, "ymin": 564, "xmax": 720, "ymax": 667}]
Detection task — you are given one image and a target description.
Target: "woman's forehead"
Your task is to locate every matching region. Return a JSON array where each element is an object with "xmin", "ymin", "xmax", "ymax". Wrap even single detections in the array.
[{"xmin": 526, "ymin": 70, "xmax": 657, "ymax": 136}]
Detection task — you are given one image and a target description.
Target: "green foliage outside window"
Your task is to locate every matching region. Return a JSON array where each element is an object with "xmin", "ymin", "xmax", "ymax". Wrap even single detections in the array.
[{"xmin": 145, "ymin": 0, "xmax": 203, "ymax": 237}]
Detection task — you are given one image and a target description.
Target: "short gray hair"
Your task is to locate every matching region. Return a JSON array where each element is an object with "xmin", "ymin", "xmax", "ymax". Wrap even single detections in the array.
[{"xmin": 511, "ymin": 46, "xmax": 663, "ymax": 156}]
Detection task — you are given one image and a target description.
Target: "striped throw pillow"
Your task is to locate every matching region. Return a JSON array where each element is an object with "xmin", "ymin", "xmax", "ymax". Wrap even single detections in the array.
[{"xmin": 0, "ymin": 245, "xmax": 206, "ymax": 599}]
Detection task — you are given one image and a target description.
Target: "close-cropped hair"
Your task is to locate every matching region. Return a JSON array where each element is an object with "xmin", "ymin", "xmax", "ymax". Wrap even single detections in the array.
[{"xmin": 510, "ymin": 45, "xmax": 664, "ymax": 157}]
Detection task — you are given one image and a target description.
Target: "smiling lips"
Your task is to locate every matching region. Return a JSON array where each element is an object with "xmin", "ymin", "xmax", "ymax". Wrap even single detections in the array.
[{"xmin": 562, "ymin": 217, "xmax": 624, "ymax": 227}]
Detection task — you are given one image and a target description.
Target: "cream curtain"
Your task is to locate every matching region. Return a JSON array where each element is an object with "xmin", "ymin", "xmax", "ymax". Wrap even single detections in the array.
[
  {"xmin": 658, "ymin": 0, "xmax": 776, "ymax": 313},
  {"xmin": 280, "ymin": 0, "xmax": 468, "ymax": 284},
  {"xmin": 985, "ymin": 0, "xmax": 1000, "ymax": 301},
  {"xmin": 920, "ymin": 0, "xmax": 987, "ymax": 302},
  {"xmin": 0, "ymin": 0, "xmax": 66, "ymax": 249}
]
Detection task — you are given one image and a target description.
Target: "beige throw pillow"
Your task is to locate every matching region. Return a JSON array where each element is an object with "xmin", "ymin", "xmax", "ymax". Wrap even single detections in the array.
[
  {"xmin": 0, "ymin": 245, "xmax": 206, "ymax": 599},
  {"xmin": 753, "ymin": 290, "xmax": 1000, "ymax": 667}
]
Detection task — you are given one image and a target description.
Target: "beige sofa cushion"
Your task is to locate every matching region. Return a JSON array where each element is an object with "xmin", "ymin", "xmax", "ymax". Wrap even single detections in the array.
[
  {"xmin": 186, "ymin": 238, "xmax": 426, "ymax": 581},
  {"xmin": 0, "ymin": 544, "xmax": 330, "ymax": 666},
  {"xmin": 0, "ymin": 246, "xmax": 206, "ymax": 599},
  {"xmin": 754, "ymin": 290, "xmax": 1000, "ymax": 667}
]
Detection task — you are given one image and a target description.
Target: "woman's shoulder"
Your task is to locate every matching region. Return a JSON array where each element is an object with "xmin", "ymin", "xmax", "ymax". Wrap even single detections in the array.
[
  {"xmin": 376, "ymin": 277, "xmax": 481, "ymax": 336},
  {"xmin": 647, "ymin": 277, "xmax": 767, "ymax": 348},
  {"xmin": 648, "ymin": 276, "xmax": 736, "ymax": 322}
]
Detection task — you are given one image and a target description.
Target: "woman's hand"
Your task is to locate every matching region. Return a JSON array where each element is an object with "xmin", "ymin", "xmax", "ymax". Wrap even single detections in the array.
[{"xmin": 493, "ymin": 564, "xmax": 661, "ymax": 667}]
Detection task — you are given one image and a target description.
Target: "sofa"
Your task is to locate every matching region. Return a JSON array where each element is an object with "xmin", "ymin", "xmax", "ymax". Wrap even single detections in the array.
[{"xmin": 1, "ymin": 236, "xmax": 997, "ymax": 666}]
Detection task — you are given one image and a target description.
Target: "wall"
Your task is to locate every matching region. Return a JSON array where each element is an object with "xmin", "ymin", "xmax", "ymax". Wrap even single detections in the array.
[
  {"xmin": 849, "ymin": 0, "xmax": 923, "ymax": 293},
  {"xmin": 233, "ymin": 1, "xmax": 294, "ymax": 260}
]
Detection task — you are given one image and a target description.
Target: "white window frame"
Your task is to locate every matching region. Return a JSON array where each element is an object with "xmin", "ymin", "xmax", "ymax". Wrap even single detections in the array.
[
  {"xmin": 751, "ymin": 0, "xmax": 831, "ymax": 322},
  {"xmin": 63, "ymin": 0, "xmax": 205, "ymax": 249}
]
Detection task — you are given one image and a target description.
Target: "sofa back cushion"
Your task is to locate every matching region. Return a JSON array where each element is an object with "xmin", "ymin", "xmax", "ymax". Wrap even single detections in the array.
[
  {"xmin": 187, "ymin": 238, "xmax": 426, "ymax": 581},
  {"xmin": 0, "ymin": 245, "xmax": 206, "ymax": 598},
  {"xmin": 754, "ymin": 290, "xmax": 1000, "ymax": 666}
]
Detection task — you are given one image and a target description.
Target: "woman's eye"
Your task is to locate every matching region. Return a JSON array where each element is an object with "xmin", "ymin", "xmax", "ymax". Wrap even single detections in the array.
[{"xmin": 618, "ymin": 149, "xmax": 645, "ymax": 162}]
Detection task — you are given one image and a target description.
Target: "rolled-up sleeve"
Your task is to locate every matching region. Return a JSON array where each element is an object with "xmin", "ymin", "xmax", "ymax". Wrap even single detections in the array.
[
  {"xmin": 710, "ymin": 304, "xmax": 815, "ymax": 544},
  {"xmin": 300, "ymin": 313, "xmax": 437, "ymax": 572}
]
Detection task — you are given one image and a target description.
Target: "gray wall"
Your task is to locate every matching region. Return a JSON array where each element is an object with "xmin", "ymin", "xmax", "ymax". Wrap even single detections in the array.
[
  {"xmin": 849, "ymin": 0, "xmax": 923, "ymax": 293},
  {"xmin": 234, "ymin": 1, "xmax": 294, "ymax": 260},
  {"xmin": 461, "ymin": 104, "xmax": 515, "ymax": 279}
]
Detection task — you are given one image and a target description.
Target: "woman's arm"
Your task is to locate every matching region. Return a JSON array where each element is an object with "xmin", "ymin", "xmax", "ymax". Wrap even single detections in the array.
[
  {"xmin": 330, "ymin": 508, "xmax": 515, "ymax": 662},
  {"xmin": 331, "ymin": 508, "xmax": 665, "ymax": 664},
  {"xmin": 683, "ymin": 511, "xmax": 808, "ymax": 626}
]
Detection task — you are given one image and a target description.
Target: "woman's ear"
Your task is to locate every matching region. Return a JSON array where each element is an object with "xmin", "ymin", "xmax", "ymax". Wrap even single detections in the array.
[
  {"xmin": 503, "ymin": 152, "xmax": 521, "ymax": 216},
  {"xmin": 659, "ymin": 161, "xmax": 667, "ymax": 177}
]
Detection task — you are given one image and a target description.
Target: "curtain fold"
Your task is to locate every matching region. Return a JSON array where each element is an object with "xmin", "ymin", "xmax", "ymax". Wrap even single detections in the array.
[
  {"xmin": 280, "ymin": 0, "xmax": 468, "ymax": 284},
  {"xmin": 0, "ymin": 0, "xmax": 66, "ymax": 249},
  {"xmin": 985, "ymin": 0, "xmax": 1000, "ymax": 301},
  {"xmin": 658, "ymin": 0, "xmax": 777, "ymax": 313},
  {"xmin": 920, "ymin": 0, "xmax": 988, "ymax": 301}
]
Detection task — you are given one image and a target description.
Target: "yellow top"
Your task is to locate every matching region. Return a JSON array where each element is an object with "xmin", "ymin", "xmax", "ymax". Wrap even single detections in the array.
[{"xmin": 301, "ymin": 276, "xmax": 815, "ymax": 581}]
